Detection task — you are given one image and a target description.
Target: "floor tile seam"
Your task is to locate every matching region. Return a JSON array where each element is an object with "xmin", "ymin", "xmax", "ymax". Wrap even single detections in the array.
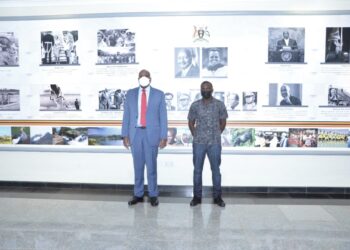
[{"xmin": 1, "ymin": 195, "xmax": 350, "ymax": 206}]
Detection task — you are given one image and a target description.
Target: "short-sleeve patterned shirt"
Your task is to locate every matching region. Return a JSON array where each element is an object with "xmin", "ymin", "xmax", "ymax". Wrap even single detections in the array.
[{"xmin": 188, "ymin": 97, "xmax": 228, "ymax": 144}]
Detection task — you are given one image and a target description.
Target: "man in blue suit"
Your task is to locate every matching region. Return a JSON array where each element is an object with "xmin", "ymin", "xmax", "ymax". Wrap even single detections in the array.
[{"xmin": 122, "ymin": 69, "xmax": 168, "ymax": 206}]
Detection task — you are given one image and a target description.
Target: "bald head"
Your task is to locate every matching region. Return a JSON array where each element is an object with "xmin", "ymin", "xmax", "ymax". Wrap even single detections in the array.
[{"xmin": 280, "ymin": 84, "xmax": 290, "ymax": 98}]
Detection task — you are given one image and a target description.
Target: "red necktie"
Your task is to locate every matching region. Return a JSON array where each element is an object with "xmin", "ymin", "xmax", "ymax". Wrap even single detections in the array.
[{"xmin": 140, "ymin": 89, "xmax": 147, "ymax": 127}]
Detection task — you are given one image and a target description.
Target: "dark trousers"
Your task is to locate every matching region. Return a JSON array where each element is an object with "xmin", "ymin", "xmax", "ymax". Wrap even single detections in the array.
[{"xmin": 192, "ymin": 143, "xmax": 222, "ymax": 198}]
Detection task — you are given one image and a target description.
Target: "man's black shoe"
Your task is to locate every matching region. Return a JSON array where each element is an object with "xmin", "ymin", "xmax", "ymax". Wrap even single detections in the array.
[
  {"xmin": 213, "ymin": 197, "xmax": 225, "ymax": 207},
  {"xmin": 190, "ymin": 197, "xmax": 201, "ymax": 206},
  {"xmin": 128, "ymin": 196, "xmax": 144, "ymax": 206},
  {"xmin": 150, "ymin": 197, "xmax": 159, "ymax": 207}
]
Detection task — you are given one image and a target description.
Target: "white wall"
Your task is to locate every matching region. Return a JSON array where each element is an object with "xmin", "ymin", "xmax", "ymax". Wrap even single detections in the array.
[{"xmin": 1, "ymin": 149, "xmax": 349, "ymax": 187}]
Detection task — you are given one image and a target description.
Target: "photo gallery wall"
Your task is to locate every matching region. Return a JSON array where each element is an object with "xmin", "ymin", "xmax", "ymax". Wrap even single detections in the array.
[
  {"xmin": 0, "ymin": 14, "xmax": 349, "ymax": 149},
  {"xmin": 1, "ymin": 125, "xmax": 349, "ymax": 148}
]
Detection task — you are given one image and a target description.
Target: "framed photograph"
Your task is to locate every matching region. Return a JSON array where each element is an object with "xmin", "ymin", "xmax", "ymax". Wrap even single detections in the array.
[
  {"xmin": 269, "ymin": 83, "xmax": 302, "ymax": 106},
  {"xmin": 88, "ymin": 127, "xmax": 122, "ymax": 146},
  {"xmin": 177, "ymin": 91, "xmax": 192, "ymax": 111},
  {"xmin": 288, "ymin": 128, "xmax": 318, "ymax": 147},
  {"xmin": 325, "ymin": 27, "xmax": 350, "ymax": 63},
  {"xmin": 0, "ymin": 32, "xmax": 19, "ymax": 66},
  {"xmin": 164, "ymin": 92, "xmax": 176, "ymax": 111},
  {"xmin": 226, "ymin": 92, "xmax": 240, "ymax": 111},
  {"xmin": 327, "ymin": 85, "xmax": 350, "ymax": 107},
  {"xmin": 175, "ymin": 47, "xmax": 200, "ymax": 78},
  {"xmin": 52, "ymin": 127, "xmax": 88, "ymax": 145},
  {"xmin": 97, "ymin": 29, "xmax": 136, "ymax": 64},
  {"xmin": 41, "ymin": 30, "xmax": 79, "ymax": 65},
  {"xmin": 0, "ymin": 88, "xmax": 20, "ymax": 111},
  {"xmin": 40, "ymin": 84, "xmax": 81, "ymax": 111},
  {"xmin": 242, "ymin": 91, "xmax": 257, "ymax": 111},
  {"xmin": 268, "ymin": 27, "xmax": 305, "ymax": 63},
  {"xmin": 98, "ymin": 88, "xmax": 126, "ymax": 110},
  {"xmin": 30, "ymin": 126, "xmax": 53, "ymax": 145},
  {"xmin": 254, "ymin": 128, "xmax": 289, "ymax": 147},
  {"xmin": 317, "ymin": 128, "xmax": 349, "ymax": 148},
  {"xmin": 201, "ymin": 47, "xmax": 228, "ymax": 78},
  {"xmin": 11, "ymin": 126, "xmax": 30, "ymax": 144},
  {"xmin": 230, "ymin": 128, "xmax": 255, "ymax": 147},
  {"xmin": 0, "ymin": 126, "xmax": 12, "ymax": 144}
]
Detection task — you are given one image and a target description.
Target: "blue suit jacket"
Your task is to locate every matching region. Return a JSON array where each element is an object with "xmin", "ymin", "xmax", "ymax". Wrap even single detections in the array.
[{"xmin": 121, "ymin": 86, "xmax": 168, "ymax": 146}]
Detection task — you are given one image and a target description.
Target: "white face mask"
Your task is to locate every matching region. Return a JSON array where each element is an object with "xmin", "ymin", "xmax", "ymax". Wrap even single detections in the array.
[{"xmin": 139, "ymin": 77, "xmax": 150, "ymax": 88}]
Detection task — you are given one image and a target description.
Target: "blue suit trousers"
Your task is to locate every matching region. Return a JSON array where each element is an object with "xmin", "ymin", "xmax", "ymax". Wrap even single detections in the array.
[{"xmin": 131, "ymin": 128, "xmax": 159, "ymax": 197}]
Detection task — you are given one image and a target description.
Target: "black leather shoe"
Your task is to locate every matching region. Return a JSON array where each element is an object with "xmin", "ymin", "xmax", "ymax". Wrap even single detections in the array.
[
  {"xmin": 213, "ymin": 197, "xmax": 225, "ymax": 207},
  {"xmin": 190, "ymin": 197, "xmax": 201, "ymax": 206},
  {"xmin": 128, "ymin": 196, "xmax": 144, "ymax": 206},
  {"xmin": 150, "ymin": 197, "xmax": 159, "ymax": 207}
]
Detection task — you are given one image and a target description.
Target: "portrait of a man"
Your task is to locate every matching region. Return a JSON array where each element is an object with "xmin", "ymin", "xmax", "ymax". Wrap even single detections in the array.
[{"xmin": 268, "ymin": 28, "xmax": 305, "ymax": 63}]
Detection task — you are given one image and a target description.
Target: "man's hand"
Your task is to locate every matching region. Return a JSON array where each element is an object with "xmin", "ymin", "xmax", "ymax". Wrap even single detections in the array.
[
  {"xmin": 123, "ymin": 137, "xmax": 130, "ymax": 150},
  {"xmin": 159, "ymin": 139, "xmax": 167, "ymax": 149}
]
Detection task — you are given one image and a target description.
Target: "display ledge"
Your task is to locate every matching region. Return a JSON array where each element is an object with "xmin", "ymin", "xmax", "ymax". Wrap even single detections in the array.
[
  {"xmin": 0, "ymin": 182, "xmax": 349, "ymax": 198},
  {"xmin": 0, "ymin": 145, "xmax": 349, "ymax": 155},
  {"xmin": 1, "ymin": 120, "xmax": 350, "ymax": 127}
]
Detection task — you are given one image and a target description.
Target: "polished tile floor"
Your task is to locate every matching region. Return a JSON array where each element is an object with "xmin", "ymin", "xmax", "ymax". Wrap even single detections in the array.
[{"xmin": 0, "ymin": 188, "xmax": 350, "ymax": 250}]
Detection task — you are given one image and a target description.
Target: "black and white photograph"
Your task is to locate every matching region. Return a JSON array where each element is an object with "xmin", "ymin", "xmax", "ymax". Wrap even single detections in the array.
[
  {"xmin": 164, "ymin": 92, "xmax": 176, "ymax": 111},
  {"xmin": 0, "ymin": 126, "xmax": 11, "ymax": 144},
  {"xmin": 288, "ymin": 128, "xmax": 318, "ymax": 147},
  {"xmin": 213, "ymin": 91, "xmax": 225, "ymax": 103},
  {"xmin": 269, "ymin": 83, "xmax": 302, "ymax": 106},
  {"xmin": 88, "ymin": 127, "xmax": 122, "ymax": 146},
  {"xmin": 52, "ymin": 127, "xmax": 88, "ymax": 145},
  {"xmin": 30, "ymin": 126, "xmax": 53, "ymax": 145},
  {"xmin": 11, "ymin": 126, "xmax": 30, "ymax": 144},
  {"xmin": 40, "ymin": 84, "xmax": 81, "ymax": 111},
  {"xmin": 0, "ymin": 88, "xmax": 20, "ymax": 111},
  {"xmin": 98, "ymin": 88, "xmax": 126, "ymax": 110},
  {"xmin": 226, "ymin": 92, "xmax": 240, "ymax": 111},
  {"xmin": 242, "ymin": 91, "xmax": 257, "ymax": 111},
  {"xmin": 41, "ymin": 30, "xmax": 79, "ymax": 65},
  {"xmin": 177, "ymin": 91, "xmax": 192, "ymax": 111},
  {"xmin": 167, "ymin": 127, "xmax": 178, "ymax": 145},
  {"xmin": 317, "ymin": 128, "xmax": 349, "ymax": 148},
  {"xmin": 201, "ymin": 47, "xmax": 228, "ymax": 78},
  {"xmin": 325, "ymin": 27, "xmax": 350, "ymax": 63},
  {"xmin": 175, "ymin": 47, "xmax": 200, "ymax": 78},
  {"xmin": 97, "ymin": 29, "xmax": 136, "ymax": 64},
  {"xmin": 0, "ymin": 32, "xmax": 19, "ymax": 66},
  {"xmin": 254, "ymin": 128, "xmax": 290, "ymax": 147},
  {"xmin": 327, "ymin": 85, "xmax": 350, "ymax": 106},
  {"xmin": 268, "ymin": 27, "xmax": 305, "ymax": 63}
]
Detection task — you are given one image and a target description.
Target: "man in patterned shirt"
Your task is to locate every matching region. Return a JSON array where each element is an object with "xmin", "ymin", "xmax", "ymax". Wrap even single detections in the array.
[{"xmin": 187, "ymin": 81, "xmax": 228, "ymax": 207}]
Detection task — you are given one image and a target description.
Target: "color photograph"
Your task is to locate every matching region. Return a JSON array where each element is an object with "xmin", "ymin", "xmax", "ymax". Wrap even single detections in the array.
[
  {"xmin": 0, "ymin": 126, "xmax": 12, "ymax": 144},
  {"xmin": 88, "ymin": 127, "xmax": 122, "ymax": 146},
  {"xmin": 317, "ymin": 129, "xmax": 349, "ymax": 148},
  {"xmin": 52, "ymin": 127, "xmax": 88, "ymax": 145},
  {"xmin": 30, "ymin": 126, "xmax": 53, "ymax": 145},
  {"xmin": 288, "ymin": 128, "xmax": 318, "ymax": 147},
  {"xmin": 11, "ymin": 126, "xmax": 30, "ymax": 144}
]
